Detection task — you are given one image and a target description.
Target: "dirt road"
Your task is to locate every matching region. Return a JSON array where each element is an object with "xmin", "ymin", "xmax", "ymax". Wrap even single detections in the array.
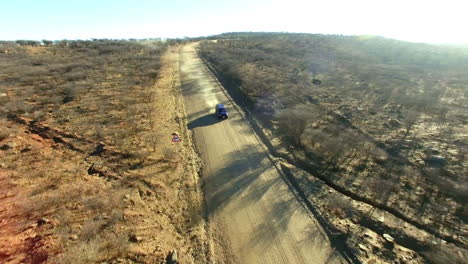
[{"xmin": 180, "ymin": 43, "xmax": 346, "ymax": 264}]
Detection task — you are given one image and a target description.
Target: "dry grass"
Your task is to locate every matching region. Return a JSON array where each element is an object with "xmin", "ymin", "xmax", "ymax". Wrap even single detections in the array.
[
  {"xmin": 200, "ymin": 33, "xmax": 468, "ymax": 263},
  {"xmin": 326, "ymin": 193, "xmax": 354, "ymax": 219},
  {"xmin": 422, "ymin": 244, "xmax": 467, "ymax": 264},
  {"xmin": 0, "ymin": 41, "xmax": 208, "ymax": 263}
]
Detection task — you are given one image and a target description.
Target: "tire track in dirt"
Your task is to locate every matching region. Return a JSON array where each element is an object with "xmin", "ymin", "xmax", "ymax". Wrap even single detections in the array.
[{"xmin": 180, "ymin": 42, "xmax": 348, "ymax": 264}]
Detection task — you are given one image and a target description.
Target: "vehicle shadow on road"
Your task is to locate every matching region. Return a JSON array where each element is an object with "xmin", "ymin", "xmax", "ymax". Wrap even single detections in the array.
[{"xmin": 187, "ymin": 113, "xmax": 221, "ymax": 129}]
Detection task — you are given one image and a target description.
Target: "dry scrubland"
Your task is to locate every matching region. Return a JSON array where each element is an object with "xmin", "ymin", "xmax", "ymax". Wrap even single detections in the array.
[
  {"xmin": 200, "ymin": 33, "xmax": 468, "ymax": 263},
  {"xmin": 0, "ymin": 40, "xmax": 209, "ymax": 263}
]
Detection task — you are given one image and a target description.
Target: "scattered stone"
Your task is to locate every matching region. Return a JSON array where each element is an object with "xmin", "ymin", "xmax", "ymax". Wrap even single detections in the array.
[
  {"xmin": 422, "ymin": 218, "xmax": 431, "ymax": 225},
  {"xmin": 166, "ymin": 249, "xmax": 178, "ymax": 264},
  {"xmin": 388, "ymin": 119, "xmax": 401, "ymax": 128},
  {"xmin": 129, "ymin": 234, "xmax": 143, "ymax": 243},
  {"xmin": 358, "ymin": 243, "xmax": 368, "ymax": 253},
  {"xmin": 378, "ymin": 215, "xmax": 385, "ymax": 223},
  {"xmin": 343, "ymin": 111, "xmax": 353, "ymax": 119},
  {"xmin": 0, "ymin": 144, "xmax": 11, "ymax": 151},
  {"xmin": 154, "ymin": 245, "xmax": 161, "ymax": 252},
  {"xmin": 0, "ymin": 93, "xmax": 7, "ymax": 97},
  {"xmin": 382, "ymin": 234, "xmax": 395, "ymax": 250},
  {"xmin": 69, "ymin": 234, "xmax": 78, "ymax": 241},
  {"xmin": 445, "ymin": 169, "xmax": 457, "ymax": 179},
  {"xmin": 90, "ymin": 142, "xmax": 106, "ymax": 156},
  {"xmin": 383, "ymin": 233, "xmax": 395, "ymax": 243},
  {"xmin": 399, "ymin": 255, "xmax": 409, "ymax": 262},
  {"xmin": 428, "ymin": 148, "xmax": 440, "ymax": 155},
  {"xmin": 312, "ymin": 79, "xmax": 322, "ymax": 85},
  {"xmin": 374, "ymin": 154, "xmax": 388, "ymax": 164},
  {"xmin": 426, "ymin": 155, "xmax": 448, "ymax": 167},
  {"xmin": 21, "ymin": 146, "xmax": 32, "ymax": 152},
  {"xmin": 37, "ymin": 217, "xmax": 49, "ymax": 226}
]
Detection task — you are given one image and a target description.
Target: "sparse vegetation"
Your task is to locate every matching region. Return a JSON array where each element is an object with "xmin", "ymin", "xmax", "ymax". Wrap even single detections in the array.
[
  {"xmin": 422, "ymin": 243, "xmax": 468, "ymax": 264},
  {"xmin": 200, "ymin": 32, "xmax": 468, "ymax": 263},
  {"xmin": 0, "ymin": 39, "xmax": 208, "ymax": 263}
]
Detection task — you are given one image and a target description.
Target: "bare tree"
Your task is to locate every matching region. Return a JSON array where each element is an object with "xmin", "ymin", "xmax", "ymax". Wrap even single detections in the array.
[{"xmin": 276, "ymin": 104, "xmax": 317, "ymax": 146}]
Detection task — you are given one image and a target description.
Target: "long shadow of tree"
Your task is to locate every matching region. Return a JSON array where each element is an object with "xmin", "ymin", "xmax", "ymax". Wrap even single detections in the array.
[
  {"xmin": 204, "ymin": 144, "xmax": 270, "ymax": 214},
  {"xmin": 197, "ymin": 143, "xmax": 353, "ymax": 263}
]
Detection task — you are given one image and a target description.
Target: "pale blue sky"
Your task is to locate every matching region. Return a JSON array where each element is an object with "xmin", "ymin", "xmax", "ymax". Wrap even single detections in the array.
[{"xmin": 1, "ymin": 0, "xmax": 466, "ymax": 44}]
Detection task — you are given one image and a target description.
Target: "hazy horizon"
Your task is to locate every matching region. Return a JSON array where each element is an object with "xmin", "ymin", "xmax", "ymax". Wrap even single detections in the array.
[{"xmin": 2, "ymin": 0, "xmax": 467, "ymax": 45}]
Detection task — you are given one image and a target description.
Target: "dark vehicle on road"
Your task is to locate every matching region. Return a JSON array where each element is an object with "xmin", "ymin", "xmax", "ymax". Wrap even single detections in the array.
[{"xmin": 215, "ymin": 103, "xmax": 228, "ymax": 119}]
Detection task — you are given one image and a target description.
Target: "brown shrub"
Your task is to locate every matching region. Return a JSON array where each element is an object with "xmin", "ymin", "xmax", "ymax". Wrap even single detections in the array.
[
  {"xmin": 422, "ymin": 244, "xmax": 467, "ymax": 264},
  {"xmin": 64, "ymin": 70, "xmax": 87, "ymax": 82},
  {"xmin": 52, "ymin": 239, "xmax": 100, "ymax": 264},
  {"xmin": 80, "ymin": 218, "xmax": 105, "ymax": 242},
  {"xmin": 163, "ymin": 147, "xmax": 178, "ymax": 161},
  {"xmin": 327, "ymin": 193, "xmax": 353, "ymax": 218},
  {"xmin": 99, "ymin": 232, "xmax": 129, "ymax": 259},
  {"xmin": 0, "ymin": 129, "xmax": 10, "ymax": 141},
  {"xmin": 276, "ymin": 104, "xmax": 318, "ymax": 146}
]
